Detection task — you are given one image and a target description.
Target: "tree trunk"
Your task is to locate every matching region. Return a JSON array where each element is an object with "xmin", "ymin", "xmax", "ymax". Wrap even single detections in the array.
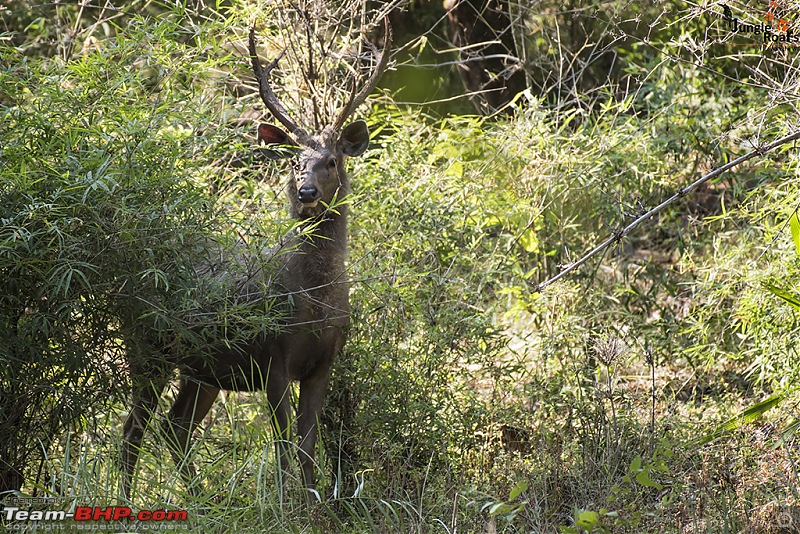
[{"xmin": 444, "ymin": 0, "xmax": 528, "ymax": 114}]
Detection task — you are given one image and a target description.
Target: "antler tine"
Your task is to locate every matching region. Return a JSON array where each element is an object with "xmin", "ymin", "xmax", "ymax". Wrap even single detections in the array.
[
  {"xmin": 332, "ymin": 16, "xmax": 392, "ymax": 130},
  {"xmin": 249, "ymin": 24, "xmax": 302, "ymax": 135}
]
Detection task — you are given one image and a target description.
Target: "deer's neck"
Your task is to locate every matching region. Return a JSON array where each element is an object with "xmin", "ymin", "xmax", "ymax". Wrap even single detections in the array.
[
  {"xmin": 302, "ymin": 206, "xmax": 348, "ymax": 252},
  {"xmin": 291, "ymin": 205, "xmax": 348, "ymax": 287}
]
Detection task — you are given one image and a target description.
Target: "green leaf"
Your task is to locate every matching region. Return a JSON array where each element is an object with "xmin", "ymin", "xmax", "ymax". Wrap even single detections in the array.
[
  {"xmin": 696, "ymin": 393, "xmax": 788, "ymax": 445},
  {"xmin": 509, "ymin": 479, "xmax": 529, "ymax": 501},
  {"xmin": 763, "ymin": 282, "xmax": 800, "ymax": 311},
  {"xmin": 519, "ymin": 228, "xmax": 539, "ymax": 253},
  {"xmin": 635, "ymin": 468, "xmax": 663, "ymax": 489},
  {"xmin": 790, "ymin": 212, "xmax": 800, "ymax": 257},
  {"xmin": 629, "ymin": 455, "xmax": 643, "ymax": 473},
  {"xmin": 576, "ymin": 510, "xmax": 601, "ymax": 528},
  {"xmin": 773, "ymin": 418, "xmax": 800, "ymax": 448},
  {"xmin": 488, "ymin": 503, "xmax": 514, "ymax": 516}
]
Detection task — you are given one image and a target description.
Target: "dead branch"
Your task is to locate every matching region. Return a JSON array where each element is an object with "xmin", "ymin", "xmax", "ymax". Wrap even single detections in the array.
[{"xmin": 535, "ymin": 130, "xmax": 800, "ymax": 293}]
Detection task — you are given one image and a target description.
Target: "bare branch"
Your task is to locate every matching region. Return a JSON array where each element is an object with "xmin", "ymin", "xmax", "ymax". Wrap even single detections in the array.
[
  {"xmin": 535, "ymin": 130, "xmax": 800, "ymax": 293},
  {"xmin": 332, "ymin": 16, "xmax": 392, "ymax": 130}
]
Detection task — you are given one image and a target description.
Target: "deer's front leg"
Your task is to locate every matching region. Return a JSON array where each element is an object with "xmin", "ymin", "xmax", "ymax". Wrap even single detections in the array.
[{"xmin": 298, "ymin": 369, "xmax": 332, "ymax": 504}]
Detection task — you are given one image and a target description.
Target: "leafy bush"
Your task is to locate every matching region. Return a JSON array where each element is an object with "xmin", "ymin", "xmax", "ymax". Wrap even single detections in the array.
[{"xmin": 0, "ymin": 10, "xmax": 290, "ymax": 492}]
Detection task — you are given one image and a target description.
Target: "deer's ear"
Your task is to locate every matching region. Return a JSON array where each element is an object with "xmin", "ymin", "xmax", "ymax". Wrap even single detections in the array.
[
  {"xmin": 257, "ymin": 123, "xmax": 289, "ymax": 144},
  {"xmin": 339, "ymin": 120, "xmax": 370, "ymax": 157},
  {"xmin": 257, "ymin": 123, "xmax": 296, "ymax": 159}
]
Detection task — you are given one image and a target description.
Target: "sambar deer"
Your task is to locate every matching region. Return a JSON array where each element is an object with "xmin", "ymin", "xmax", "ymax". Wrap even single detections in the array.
[{"xmin": 121, "ymin": 19, "xmax": 391, "ymax": 503}]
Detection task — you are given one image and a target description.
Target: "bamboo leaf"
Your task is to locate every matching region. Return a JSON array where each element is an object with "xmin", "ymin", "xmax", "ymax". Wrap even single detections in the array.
[
  {"xmin": 696, "ymin": 393, "xmax": 788, "ymax": 446},
  {"xmin": 773, "ymin": 418, "xmax": 800, "ymax": 449},
  {"xmin": 762, "ymin": 282, "xmax": 800, "ymax": 311},
  {"xmin": 791, "ymin": 212, "xmax": 800, "ymax": 257}
]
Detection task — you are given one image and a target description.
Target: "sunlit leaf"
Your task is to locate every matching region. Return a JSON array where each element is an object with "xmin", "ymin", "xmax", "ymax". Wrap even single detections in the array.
[
  {"xmin": 509, "ymin": 479, "xmax": 529, "ymax": 501},
  {"xmin": 790, "ymin": 212, "xmax": 800, "ymax": 257},
  {"xmin": 576, "ymin": 510, "xmax": 601, "ymax": 528},
  {"xmin": 519, "ymin": 228, "xmax": 539, "ymax": 253},
  {"xmin": 763, "ymin": 282, "xmax": 800, "ymax": 311}
]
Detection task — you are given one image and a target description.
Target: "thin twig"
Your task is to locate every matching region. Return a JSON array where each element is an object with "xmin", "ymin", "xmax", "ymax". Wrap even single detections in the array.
[{"xmin": 535, "ymin": 130, "xmax": 800, "ymax": 292}]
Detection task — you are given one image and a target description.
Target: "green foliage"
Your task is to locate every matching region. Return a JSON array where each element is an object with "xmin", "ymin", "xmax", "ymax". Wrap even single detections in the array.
[
  {"xmin": 0, "ymin": 6, "xmax": 289, "ymax": 492},
  {"xmin": 2, "ymin": 1, "xmax": 800, "ymax": 533}
]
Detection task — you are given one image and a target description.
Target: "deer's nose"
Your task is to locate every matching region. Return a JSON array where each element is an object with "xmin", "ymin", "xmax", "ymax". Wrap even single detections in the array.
[{"xmin": 298, "ymin": 185, "xmax": 320, "ymax": 204}]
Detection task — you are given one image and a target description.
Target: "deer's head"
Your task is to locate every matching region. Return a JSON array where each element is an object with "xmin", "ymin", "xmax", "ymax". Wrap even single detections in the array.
[{"xmin": 249, "ymin": 19, "xmax": 391, "ymax": 219}]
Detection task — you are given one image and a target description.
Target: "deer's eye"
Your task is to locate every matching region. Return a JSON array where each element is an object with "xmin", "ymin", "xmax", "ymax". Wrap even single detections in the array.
[
  {"xmin": 291, "ymin": 160, "xmax": 301, "ymax": 172},
  {"xmin": 326, "ymin": 157, "xmax": 337, "ymax": 169}
]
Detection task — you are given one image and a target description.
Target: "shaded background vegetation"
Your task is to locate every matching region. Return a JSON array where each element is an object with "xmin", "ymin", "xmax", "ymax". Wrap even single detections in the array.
[{"xmin": 2, "ymin": 0, "xmax": 800, "ymax": 532}]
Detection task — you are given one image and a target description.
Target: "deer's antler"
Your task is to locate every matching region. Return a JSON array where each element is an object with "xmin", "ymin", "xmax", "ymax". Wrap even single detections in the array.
[{"xmin": 249, "ymin": 25, "xmax": 303, "ymax": 135}]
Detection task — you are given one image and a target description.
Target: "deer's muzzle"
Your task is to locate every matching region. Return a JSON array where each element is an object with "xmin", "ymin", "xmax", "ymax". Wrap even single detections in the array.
[{"xmin": 298, "ymin": 184, "xmax": 321, "ymax": 206}]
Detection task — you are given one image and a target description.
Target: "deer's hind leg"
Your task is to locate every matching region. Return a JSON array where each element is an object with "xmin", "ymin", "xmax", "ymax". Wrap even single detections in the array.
[
  {"xmin": 162, "ymin": 377, "xmax": 220, "ymax": 497},
  {"xmin": 122, "ymin": 376, "xmax": 167, "ymax": 500}
]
